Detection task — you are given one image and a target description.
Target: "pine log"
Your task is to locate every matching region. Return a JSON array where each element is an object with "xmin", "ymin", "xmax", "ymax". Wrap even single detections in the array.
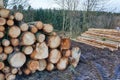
[
  {"xmin": 30, "ymin": 25, "xmax": 38, "ymax": 33},
  {"xmin": 0, "ymin": 46, "xmax": 3, "ymax": 53},
  {"xmin": 60, "ymin": 38, "xmax": 71, "ymax": 50},
  {"xmin": 88, "ymin": 28, "xmax": 120, "ymax": 36},
  {"xmin": 62, "ymin": 49, "xmax": 71, "ymax": 57},
  {"xmin": 0, "ymin": 73, "xmax": 5, "ymax": 80},
  {"xmin": 4, "ymin": 46, "xmax": 13, "ymax": 54},
  {"xmin": 46, "ymin": 63, "xmax": 54, "ymax": 71},
  {"xmin": 43, "ymin": 24, "xmax": 53, "ymax": 33},
  {"xmin": 8, "ymin": 52, "xmax": 26, "ymax": 67},
  {"xmin": 14, "ymin": 12, "xmax": 23, "ymax": 21},
  {"xmin": 49, "ymin": 49, "xmax": 61, "ymax": 64},
  {"xmin": 20, "ymin": 23, "xmax": 29, "ymax": 32},
  {"xmin": 8, "ymin": 26, "xmax": 21, "ymax": 38},
  {"xmin": 38, "ymin": 59, "xmax": 47, "ymax": 71},
  {"xmin": 22, "ymin": 46, "xmax": 33, "ymax": 55},
  {"xmin": 30, "ymin": 42, "xmax": 48, "ymax": 59},
  {"xmin": 48, "ymin": 35, "xmax": 61, "ymax": 48},
  {"xmin": 2, "ymin": 66, "xmax": 10, "ymax": 74},
  {"xmin": 6, "ymin": 74, "xmax": 16, "ymax": 80},
  {"xmin": 57, "ymin": 57, "xmax": 68, "ymax": 70},
  {"xmin": 0, "ymin": 17, "xmax": 6, "ymax": 25},
  {"xmin": 36, "ymin": 33, "xmax": 45, "ymax": 43},
  {"xmin": 0, "ymin": 25, "xmax": 5, "ymax": 32},
  {"xmin": 78, "ymin": 36, "xmax": 118, "ymax": 51},
  {"xmin": 23, "ymin": 68, "xmax": 31, "ymax": 75},
  {"xmin": 0, "ymin": 53, "xmax": 7, "ymax": 61},
  {"xmin": 7, "ymin": 19, "xmax": 14, "ymax": 26},
  {"xmin": 18, "ymin": 68, "xmax": 22, "ymax": 75},
  {"xmin": 11, "ymin": 68, "xmax": 18, "ymax": 75},
  {"xmin": 0, "ymin": 9, "xmax": 10, "ymax": 18},
  {"xmin": 0, "ymin": 31, "xmax": 4, "ymax": 38},
  {"xmin": 34, "ymin": 21, "xmax": 43, "ymax": 30},
  {"xmin": 2, "ymin": 39, "xmax": 10, "ymax": 47},
  {"xmin": 10, "ymin": 39, "xmax": 19, "ymax": 47},
  {"xmin": 0, "ymin": 62, "xmax": 4, "ymax": 70},
  {"xmin": 21, "ymin": 32, "xmax": 36, "ymax": 46},
  {"xmin": 9, "ymin": 15, "xmax": 14, "ymax": 20},
  {"xmin": 84, "ymin": 31, "xmax": 120, "ymax": 42},
  {"xmin": 70, "ymin": 47, "xmax": 81, "ymax": 68},
  {"xmin": 27, "ymin": 60, "xmax": 39, "ymax": 71}
]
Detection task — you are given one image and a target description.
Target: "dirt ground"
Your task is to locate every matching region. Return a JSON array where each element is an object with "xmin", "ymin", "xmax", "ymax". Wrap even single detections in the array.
[{"xmin": 16, "ymin": 41, "xmax": 120, "ymax": 80}]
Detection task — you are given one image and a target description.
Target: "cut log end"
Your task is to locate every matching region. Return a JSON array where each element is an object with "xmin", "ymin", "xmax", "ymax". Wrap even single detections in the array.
[
  {"xmin": 43, "ymin": 24, "xmax": 53, "ymax": 33},
  {"xmin": 14, "ymin": 12, "xmax": 23, "ymax": 21},
  {"xmin": 9, "ymin": 26, "xmax": 21, "ymax": 38},
  {"xmin": 21, "ymin": 32, "xmax": 36, "ymax": 46},
  {"xmin": 0, "ymin": 18, "xmax": 6, "ymax": 26}
]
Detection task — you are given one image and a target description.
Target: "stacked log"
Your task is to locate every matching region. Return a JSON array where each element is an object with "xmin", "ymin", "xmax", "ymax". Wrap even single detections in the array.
[
  {"xmin": 0, "ymin": 8, "xmax": 81, "ymax": 79},
  {"xmin": 77, "ymin": 28, "xmax": 120, "ymax": 51}
]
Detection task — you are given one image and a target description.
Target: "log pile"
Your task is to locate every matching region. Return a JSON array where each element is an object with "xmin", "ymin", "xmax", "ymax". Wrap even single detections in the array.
[
  {"xmin": 77, "ymin": 28, "xmax": 120, "ymax": 51},
  {"xmin": 0, "ymin": 8, "xmax": 81, "ymax": 80}
]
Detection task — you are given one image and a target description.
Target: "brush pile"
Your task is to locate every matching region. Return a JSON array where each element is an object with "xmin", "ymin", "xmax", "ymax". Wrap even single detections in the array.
[{"xmin": 0, "ymin": 8, "xmax": 81, "ymax": 80}]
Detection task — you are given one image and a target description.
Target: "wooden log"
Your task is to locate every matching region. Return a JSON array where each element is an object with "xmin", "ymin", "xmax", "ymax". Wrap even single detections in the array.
[
  {"xmin": 2, "ymin": 39, "xmax": 10, "ymax": 47},
  {"xmin": 43, "ymin": 24, "xmax": 53, "ymax": 33},
  {"xmin": 34, "ymin": 21, "xmax": 43, "ymax": 30},
  {"xmin": 20, "ymin": 23, "xmax": 29, "ymax": 32},
  {"xmin": 0, "ymin": 31, "xmax": 4, "ymax": 38},
  {"xmin": 22, "ymin": 46, "xmax": 33, "ymax": 55},
  {"xmin": 57, "ymin": 57, "xmax": 68, "ymax": 70},
  {"xmin": 49, "ymin": 49, "xmax": 61, "ymax": 64},
  {"xmin": 8, "ymin": 26, "xmax": 21, "ymax": 38},
  {"xmin": 11, "ymin": 68, "xmax": 18, "ymax": 75},
  {"xmin": 30, "ymin": 42, "xmax": 48, "ymax": 59},
  {"xmin": 88, "ymin": 28, "xmax": 120, "ymax": 36},
  {"xmin": 2, "ymin": 66, "xmax": 10, "ymax": 74},
  {"xmin": 21, "ymin": 32, "xmax": 36, "ymax": 46},
  {"xmin": 14, "ymin": 12, "xmax": 23, "ymax": 21},
  {"xmin": 78, "ymin": 36, "xmax": 118, "ymax": 51},
  {"xmin": 8, "ymin": 52, "xmax": 26, "ymax": 68},
  {"xmin": 36, "ymin": 33, "xmax": 45, "ymax": 43},
  {"xmin": 70, "ymin": 47, "xmax": 81, "ymax": 68},
  {"xmin": 18, "ymin": 68, "xmax": 22, "ymax": 75},
  {"xmin": 0, "ymin": 9, "xmax": 10, "ymax": 18},
  {"xmin": 7, "ymin": 19, "xmax": 14, "ymax": 26},
  {"xmin": 0, "ymin": 46, "xmax": 3, "ymax": 53},
  {"xmin": 27, "ymin": 60, "xmax": 39, "ymax": 71},
  {"xmin": 84, "ymin": 31, "xmax": 120, "ymax": 42},
  {"xmin": 46, "ymin": 63, "xmax": 54, "ymax": 71},
  {"xmin": 4, "ymin": 46, "xmax": 13, "ymax": 54},
  {"xmin": 10, "ymin": 39, "xmax": 19, "ymax": 47},
  {"xmin": 0, "ymin": 18, "xmax": 6, "ymax": 25},
  {"xmin": 0, "ymin": 53, "xmax": 7, "ymax": 61},
  {"xmin": 0, "ymin": 62, "xmax": 4, "ymax": 70},
  {"xmin": 38, "ymin": 59, "xmax": 47, "ymax": 71},
  {"xmin": 62, "ymin": 49, "xmax": 71, "ymax": 57},
  {"xmin": 0, "ymin": 73, "xmax": 5, "ymax": 80},
  {"xmin": 60, "ymin": 38, "xmax": 71, "ymax": 50},
  {"xmin": 6, "ymin": 74, "xmax": 16, "ymax": 80},
  {"xmin": 9, "ymin": 15, "xmax": 14, "ymax": 20},
  {"xmin": 48, "ymin": 35, "xmax": 61, "ymax": 48},
  {"xmin": 23, "ymin": 68, "xmax": 31, "ymax": 75},
  {"xmin": 30, "ymin": 25, "xmax": 38, "ymax": 33},
  {"xmin": 0, "ymin": 26, "xmax": 5, "ymax": 32}
]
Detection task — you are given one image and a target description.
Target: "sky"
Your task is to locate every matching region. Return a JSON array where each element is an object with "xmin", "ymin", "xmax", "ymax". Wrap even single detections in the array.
[{"xmin": 28, "ymin": 0, "xmax": 120, "ymax": 13}]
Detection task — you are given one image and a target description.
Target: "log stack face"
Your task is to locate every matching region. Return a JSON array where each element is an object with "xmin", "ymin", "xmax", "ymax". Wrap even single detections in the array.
[{"xmin": 0, "ymin": 8, "xmax": 81, "ymax": 79}]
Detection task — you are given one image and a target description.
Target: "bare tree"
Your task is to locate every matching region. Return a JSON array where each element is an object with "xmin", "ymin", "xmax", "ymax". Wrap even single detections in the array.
[
  {"xmin": 54, "ymin": 0, "xmax": 80, "ymax": 37},
  {"xmin": 3, "ymin": 0, "xmax": 29, "ymax": 8}
]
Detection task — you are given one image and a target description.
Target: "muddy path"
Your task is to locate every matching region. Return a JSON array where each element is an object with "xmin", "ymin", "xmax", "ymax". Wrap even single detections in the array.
[{"xmin": 16, "ymin": 41, "xmax": 120, "ymax": 80}]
